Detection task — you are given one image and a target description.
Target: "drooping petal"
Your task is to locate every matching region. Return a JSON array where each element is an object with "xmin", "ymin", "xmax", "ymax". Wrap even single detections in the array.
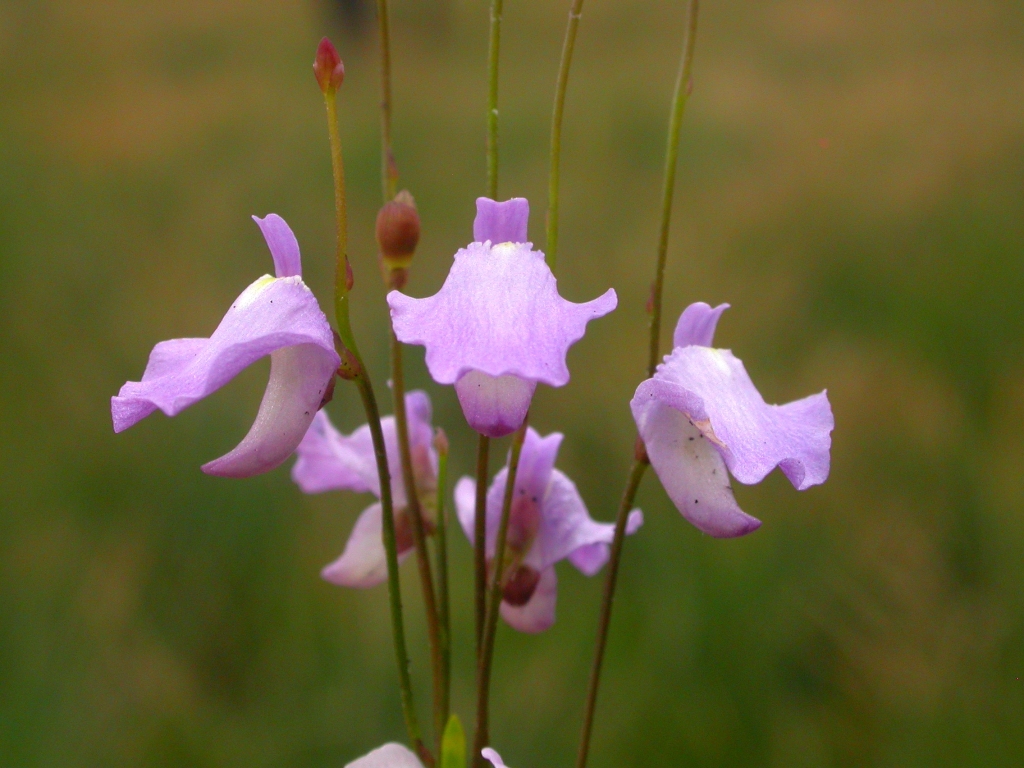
[
  {"xmin": 473, "ymin": 197, "xmax": 529, "ymax": 244},
  {"xmin": 567, "ymin": 510, "xmax": 644, "ymax": 576},
  {"xmin": 643, "ymin": 345, "xmax": 833, "ymax": 489},
  {"xmin": 291, "ymin": 410, "xmax": 372, "ymax": 494},
  {"xmin": 387, "ymin": 240, "xmax": 616, "ymax": 388},
  {"xmin": 321, "ymin": 503, "xmax": 414, "ymax": 589},
  {"xmin": 673, "ymin": 301, "xmax": 729, "ymax": 348},
  {"xmin": 530, "ymin": 470, "xmax": 643, "ymax": 570},
  {"xmin": 481, "ymin": 748, "xmax": 509, "ymax": 768},
  {"xmin": 253, "ymin": 213, "xmax": 302, "ymax": 278},
  {"xmin": 453, "ymin": 372, "xmax": 536, "ymax": 438},
  {"xmin": 344, "ymin": 743, "xmax": 424, "ymax": 768},
  {"xmin": 454, "ymin": 476, "xmax": 479, "ymax": 545},
  {"xmin": 499, "ymin": 565, "xmax": 556, "ymax": 634},
  {"xmin": 632, "ymin": 392, "xmax": 761, "ymax": 537},
  {"xmin": 112, "ymin": 275, "xmax": 339, "ymax": 476}
]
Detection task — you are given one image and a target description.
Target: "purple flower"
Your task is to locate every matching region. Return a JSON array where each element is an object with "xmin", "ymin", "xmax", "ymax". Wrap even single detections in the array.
[
  {"xmin": 343, "ymin": 743, "xmax": 423, "ymax": 768},
  {"xmin": 292, "ymin": 391, "xmax": 437, "ymax": 588},
  {"xmin": 481, "ymin": 749, "xmax": 509, "ymax": 768},
  {"xmin": 631, "ymin": 302, "xmax": 834, "ymax": 538},
  {"xmin": 111, "ymin": 215, "xmax": 340, "ymax": 478},
  {"xmin": 387, "ymin": 198, "xmax": 617, "ymax": 437},
  {"xmin": 455, "ymin": 428, "xmax": 643, "ymax": 633}
]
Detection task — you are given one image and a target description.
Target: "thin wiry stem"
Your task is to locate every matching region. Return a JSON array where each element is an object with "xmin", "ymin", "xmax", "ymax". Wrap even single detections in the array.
[
  {"xmin": 546, "ymin": 0, "xmax": 585, "ymax": 272},
  {"xmin": 486, "ymin": 0, "xmax": 504, "ymax": 198},
  {"xmin": 473, "ymin": 419, "xmax": 529, "ymax": 768},
  {"xmin": 376, "ymin": 0, "xmax": 398, "ymax": 200},
  {"xmin": 474, "ymin": 433, "xmax": 490, "ymax": 655},
  {"xmin": 434, "ymin": 436, "xmax": 451, "ymax": 755},
  {"xmin": 576, "ymin": 4, "xmax": 700, "ymax": 767}
]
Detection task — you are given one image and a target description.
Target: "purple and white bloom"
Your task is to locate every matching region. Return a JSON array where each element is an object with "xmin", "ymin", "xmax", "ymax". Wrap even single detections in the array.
[
  {"xmin": 292, "ymin": 390, "xmax": 437, "ymax": 588},
  {"xmin": 111, "ymin": 214, "xmax": 340, "ymax": 478},
  {"xmin": 455, "ymin": 428, "xmax": 643, "ymax": 633},
  {"xmin": 631, "ymin": 302, "xmax": 834, "ymax": 538},
  {"xmin": 387, "ymin": 198, "xmax": 617, "ymax": 437},
  {"xmin": 342, "ymin": 744, "xmax": 510, "ymax": 768}
]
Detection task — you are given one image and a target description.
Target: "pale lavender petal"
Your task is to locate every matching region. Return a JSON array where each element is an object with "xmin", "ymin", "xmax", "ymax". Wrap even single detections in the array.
[
  {"xmin": 514, "ymin": 428, "xmax": 562, "ymax": 502},
  {"xmin": 499, "ymin": 565, "xmax": 556, "ymax": 634},
  {"xmin": 345, "ymin": 742, "xmax": 424, "ymax": 768},
  {"xmin": 531, "ymin": 470, "xmax": 642, "ymax": 570},
  {"xmin": 387, "ymin": 241, "xmax": 617, "ymax": 387},
  {"xmin": 454, "ymin": 476, "xmax": 478, "ymax": 544},
  {"xmin": 291, "ymin": 411, "xmax": 372, "ymax": 494},
  {"xmin": 481, "ymin": 748, "xmax": 509, "ymax": 768},
  {"xmin": 567, "ymin": 510, "xmax": 643, "ymax": 576},
  {"xmin": 673, "ymin": 301, "xmax": 729, "ymax": 348},
  {"xmin": 112, "ymin": 275, "xmax": 339, "ymax": 476},
  {"xmin": 321, "ymin": 503, "xmax": 413, "ymax": 588},
  {"xmin": 253, "ymin": 213, "xmax": 302, "ymax": 278},
  {"xmin": 643, "ymin": 345, "xmax": 833, "ymax": 488},
  {"xmin": 473, "ymin": 197, "xmax": 529, "ymax": 244},
  {"xmin": 201, "ymin": 343, "xmax": 340, "ymax": 477},
  {"xmin": 454, "ymin": 372, "xmax": 536, "ymax": 438},
  {"xmin": 632, "ymin": 393, "xmax": 760, "ymax": 537}
]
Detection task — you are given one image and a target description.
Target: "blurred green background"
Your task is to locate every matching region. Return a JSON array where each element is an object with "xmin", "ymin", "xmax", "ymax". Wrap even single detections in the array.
[{"xmin": 2, "ymin": 0, "xmax": 1023, "ymax": 765}]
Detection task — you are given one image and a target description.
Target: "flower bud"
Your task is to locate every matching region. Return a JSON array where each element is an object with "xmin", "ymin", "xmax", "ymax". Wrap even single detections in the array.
[
  {"xmin": 502, "ymin": 564, "xmax": 541, "ymax": 607},
  {"xmin": 314, "ymin": 37, "xmax": 345, "ymax": 94},
  {"xmin": 376, "ymin": 190, "xmax": 420, "ymax": 270},
  {"xmin": 433, "ymin": 427, "xmax": 449, "ymax": 457}
]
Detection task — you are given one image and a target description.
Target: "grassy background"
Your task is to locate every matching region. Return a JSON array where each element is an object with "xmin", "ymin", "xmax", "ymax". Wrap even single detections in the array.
[{"xmin": 2, "ymin": 0, "xmax": 1023, "ymax": 765}]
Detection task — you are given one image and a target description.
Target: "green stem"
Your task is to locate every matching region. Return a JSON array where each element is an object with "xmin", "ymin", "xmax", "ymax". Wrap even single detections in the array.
[
  {"xmin": 376, "ymin": 0, "xmax": 398, "ymax": 200},
  {"xmin": 473, "ymin": 419, "xmax": 529, "ymax": 768},
  {"xmin": 473, "ymin": 433, "xmax": 490, "ymax": 655},
  {"xmin": 390, "ymin": 327, "xmax": 444, "ymax": 753},
  {"xmin": 434, "ymin": 437, "xmax": 451, "ymax": 754},
  {"xmin": 648, "ymin": 0, "xmax": 699, "ymax": 378},
  {"xmin": 486, "ymin": 0, "xmax": 504, "ymax": 198},
  {"xmin": 576, "ymin": 4, "xmax": 699, "ymax": 767},
  {"xmin": 545, "ymin": 0, "xmax": 585, "ymax": 272}
]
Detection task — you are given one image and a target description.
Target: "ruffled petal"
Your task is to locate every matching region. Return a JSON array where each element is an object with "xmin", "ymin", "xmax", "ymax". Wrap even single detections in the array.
[
  {"xmin": 387, "ymin": 241, "xmax": 616, "ymax": 388},
  {"xmin": 344, "ymin": 742, "xmax": 424, "ymax": 768},
  {"xmin": 531, "ymin": 470, "xmax": 643, "ymax": 570},
  {"xmin": 473, "ymin": 197, "xmax": 529, "ymax": 244},
  {"xmin": 673, "ymin": 301, "xmax": 729, "ymax": 348},
  {"xmin": 499, "ymin": 565, "xmax": 556, "ymax": 634},
  {"xmin": 454, "ymin": 372, "xmax": 536, "ymax": 438},
  {"xmin": 291, "ymin": 410, "xmax": 373, "ymax": 494},
  {"xmin": 646, "ymin": 345, "xmax": 833, "ymax": 488},
  {"xmin": 321, "ymin": 503, "xmax": 414, "ymax": 589},
  {"xmin": 253, "ymin": 213, "xmax": 302, "ymax": 278},
  {"xmin": 112, "ymin": 275, "xmax": 339, "ymax": 476},
  {"xmin": 567, "ymin": 510, "xmax": 643, "ymax": 576},
  {"xmin": 632, "ymin": 391, "xmax": 760, "ymax": 537},
  {"xmin": 481, "ymin": 748, "xmax": 509, "ymax": 768}
]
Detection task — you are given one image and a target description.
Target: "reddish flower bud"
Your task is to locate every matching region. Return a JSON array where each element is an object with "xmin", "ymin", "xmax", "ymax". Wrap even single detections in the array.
[
  {"xmin": 376, "ymin": 190, "xmax": 421, "ymax": 269},
  {"xmin": 314, "ymin": 37, "xmax": 345, "ymax": 94},
  {"xmin": 502, "ymin": 564, "xmax": 541, "ymax": 607},
  {"xmin": 433, "ymin": 427, "xmax": 449, "ymax": 456}
]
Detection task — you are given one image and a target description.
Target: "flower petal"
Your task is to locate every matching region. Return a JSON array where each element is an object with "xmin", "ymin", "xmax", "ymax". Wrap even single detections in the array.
[
  {"xmin": 387, "ymin": 241, "xmax": 616, "ymax": 387},
  {"xmin": 481, "ymin": 748, "xmax": 509, "ymax": 768},
  {"xmin": 531, "ymin": 470, "xmax": 642, "ymax": 570},
  {"xmin": 321, "ymin": 503, "xmax": 414, "ymax": 588},
  {"xmin": 112, "ymin": 276, "xmax": 339, "ymax": 477},
  {"xmin": 473, "ymin": 197, "xmax": 529, "ymax": 244},
  {"xmin": 646, "ymin": 345, "xmax": 833, "ymax": 488},
  {"xmin": 499, "ymin": 565, "xmax": 556, "ymax": 634},
  {"xmin": 567, "ymin": 510, "xmax": 643, "ymax": 576},
  {"xmin": 454, "ymin": 372, "xmax": 536, "ymax": 437},
  {"xmin": 291, "ymin": 410, "xmax": 373, "ymax": 494},
  {"xmin": 515, "ymin": 428, "xmax": 562, "ymax": 501},
  {"xmin": 632, "ymin": 391, "xmax": 760, "ymax": 537},
  {"xmin": 673, "ymin": 301, "xmax": 729, "ymax": 348},
  {"xmin": 454, "ymin": 476, "xmax": 479, "ymax": 544},
  {"xmin": 344, "ymin": 742, "xmax": 424, "ymax": 768},
  {"xmin": 253, "ymin": 213, "xmax": 302, "ymax": 278}
]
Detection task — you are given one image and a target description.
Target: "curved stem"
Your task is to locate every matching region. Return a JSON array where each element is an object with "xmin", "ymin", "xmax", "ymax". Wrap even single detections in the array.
[
  {"xmin": 473, "ymin": 419, "xmax": 529, "ymax": 768},
  {"xmin": 377, "ymin": 0, "xmax": 398, "ymax": 200},
  {"xmin": 474, "ymin": 433, "xmax": 490, "ymax": 655},
  {"xmin": 576, "ymin": 4, "xmax": 699, "ymax": 767},
  {"xmin": 546, "ymin": 0, "xmax": 585, "ymax": 272},
  {"xmin": 486, "ymin": 0, "xmax": 504, "ymax": 199},
  {"xmin": 574, "ymin": 458, "xmax": 648, "ymax": 768},
  {"xmin": 648, "ymin": 0, "xmax": 699, "ymax": 378}
]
